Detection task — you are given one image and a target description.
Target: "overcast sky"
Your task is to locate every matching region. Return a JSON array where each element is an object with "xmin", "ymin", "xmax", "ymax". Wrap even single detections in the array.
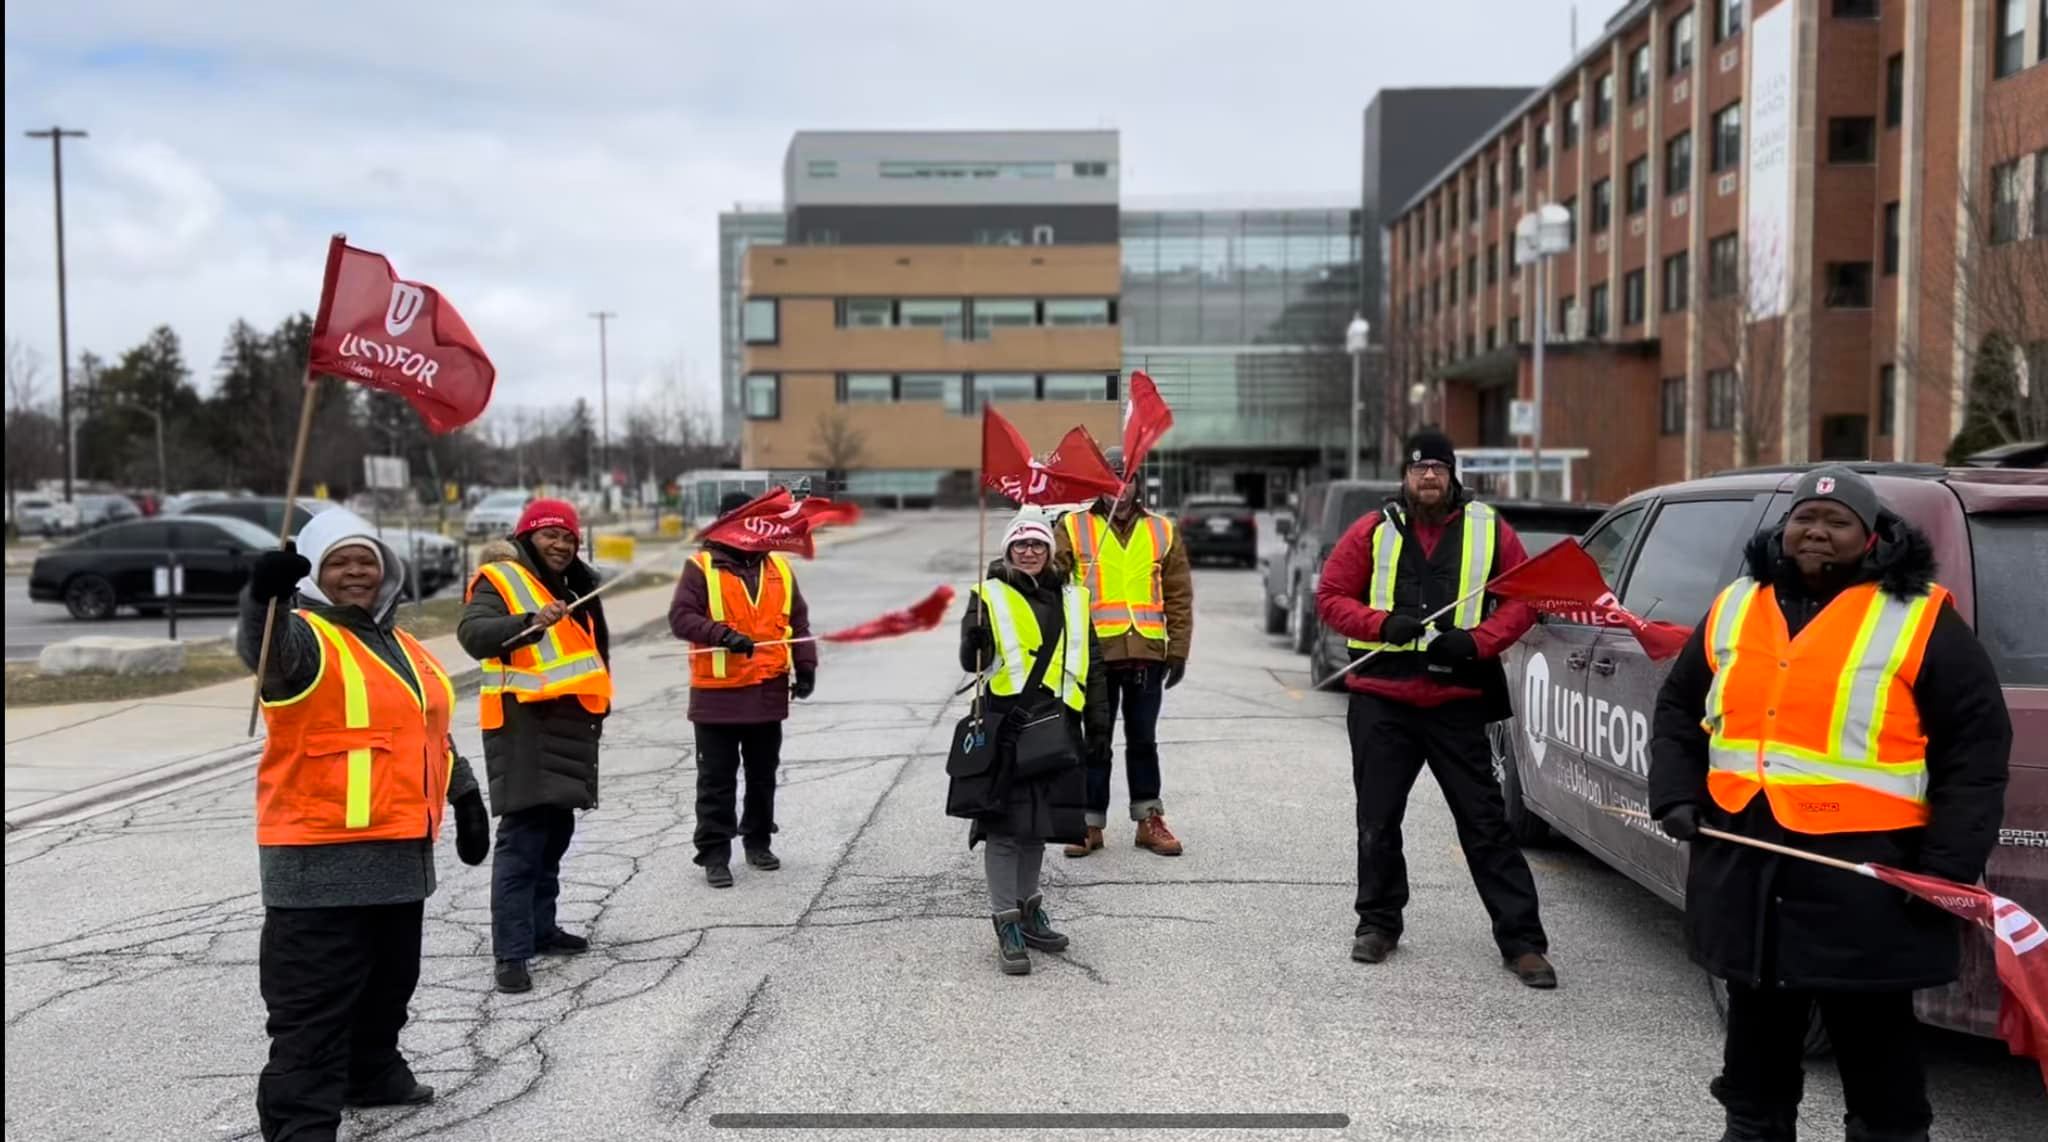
[{"xmin": 5, "ymin": 0, "xmax": 1593, "ymax": 426}]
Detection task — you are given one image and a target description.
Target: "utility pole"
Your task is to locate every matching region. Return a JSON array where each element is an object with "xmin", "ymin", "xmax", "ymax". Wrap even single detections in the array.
[
  {"xmin": 26, "ymin": 126, "xmax": 87, "ymax": 502},
  {"xmin": 590, "ymin": 311, "xmax": 615, "ymax": 488}
]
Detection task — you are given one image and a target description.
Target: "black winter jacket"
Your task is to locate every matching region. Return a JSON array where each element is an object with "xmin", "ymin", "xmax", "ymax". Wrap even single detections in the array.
[{"xmin": 1648, "ymin": 514, "xmax": 2011, "ymax": 990}]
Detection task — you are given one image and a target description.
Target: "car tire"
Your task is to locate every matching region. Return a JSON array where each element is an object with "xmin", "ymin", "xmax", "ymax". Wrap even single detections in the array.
[
  {"xmin": 1288, "ymin": 585, "xmax": 1317, "ymax": 655},
  {"xmin": 1707, "ymin": 974, "xmax": 1832, "ymax": 1057},
  {"xmin": 1488, "ymin": 720, "xmax": 1552, "ymax": 846},
  {"xmin": 64, "ymin": 574, "xmax": 118, "ymax": 621}
]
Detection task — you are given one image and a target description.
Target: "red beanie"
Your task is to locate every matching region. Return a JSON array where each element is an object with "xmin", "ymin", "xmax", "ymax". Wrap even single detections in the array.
[{"xmin": 514, "ymin": 498, "xmax": 581, "ymax": 539}]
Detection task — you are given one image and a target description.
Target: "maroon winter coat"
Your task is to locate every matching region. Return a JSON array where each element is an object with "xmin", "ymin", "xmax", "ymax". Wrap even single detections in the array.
[{"xmin": 668, "ymin": 544, "xmax": 817, "ymax": 725}]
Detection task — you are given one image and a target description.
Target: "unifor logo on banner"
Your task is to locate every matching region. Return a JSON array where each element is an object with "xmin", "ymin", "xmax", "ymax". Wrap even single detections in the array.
[{"xmin": 384, "ymin": 282, "xmax": 425, "ymax": 337}]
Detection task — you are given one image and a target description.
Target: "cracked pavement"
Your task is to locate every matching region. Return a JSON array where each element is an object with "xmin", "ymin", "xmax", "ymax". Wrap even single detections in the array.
[{"xmin": 5, "ymin": 511, "xmax": 2041, "ymax": 1141}]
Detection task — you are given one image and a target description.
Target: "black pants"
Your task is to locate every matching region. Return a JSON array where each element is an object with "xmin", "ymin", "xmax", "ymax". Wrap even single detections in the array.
[
  {"xmin": 256, "ymin": 902, "xmax": 424, "ymax": 1142},
  {"xmin": 1347, "ymin": 692, "xmax": 1546, "ymax": 955},
  {"xmin": 1717, "ymin": 983, "xmax": 1932, "ymax": 1138},
  {"xmin": 694, "ymin": 722, "xmax": 782, "ymax": 865},
  {"xmin": 492, "ymin": 805, "xmax": 576, "ymax": 961},
  {"xmin": 1084, "ymin": 662, "xmax": 1166, "ymax": 823}
]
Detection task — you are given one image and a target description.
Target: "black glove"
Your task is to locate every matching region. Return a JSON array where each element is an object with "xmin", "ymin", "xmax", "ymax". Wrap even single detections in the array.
[
  {"xmin": 716, "ymin": 625, "xmax": 756, "ymax": 656},
  {"xmin": 453, "ymin": 791, "xmax": 491, "ymax": 866},
  {"xmin": 970, "ymin": 622, "xmax": 996, "ymax": 664},
  {"xmin": 1425, "ymin": 626, "xmax": 1478, "ymax": 664},
  {"xmin": 792, "ymin": 670, "xmax": 815, "ymax": 700},
  {"xmin": 251, "ymin": 544, "xmax": 311, "ymax": 603},
  {"xmin": 1379, "ymin": 613, "xmax": 1426, "ymax": 646},
  {"xmin": 1164, "ymin": 661, "xmax": 1186, "ymax": 690},
  {"xmin": 1656, "ymin": 803, "xmax": 1702, "ymax": 842}
]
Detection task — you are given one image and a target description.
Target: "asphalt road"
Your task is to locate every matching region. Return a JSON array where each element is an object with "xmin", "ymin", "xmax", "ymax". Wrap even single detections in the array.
[
  {"xmin": 4, "ymin": 574, "xmax": 240, "ymax": 662},
  {"xmin": 3, "ymin": 511, "xmax": 2039, "ymax": 1141}
]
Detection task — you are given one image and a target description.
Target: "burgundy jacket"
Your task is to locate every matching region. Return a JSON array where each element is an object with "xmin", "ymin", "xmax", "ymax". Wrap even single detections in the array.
[{"xmin": 668, "ymin": 545, "xmax": 817, "ymax": 725}]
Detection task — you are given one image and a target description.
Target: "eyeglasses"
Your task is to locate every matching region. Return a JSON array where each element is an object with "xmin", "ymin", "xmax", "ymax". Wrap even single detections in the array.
[{"xmin": 1407, "ymin": 462, "xmax": 1452, "ymax": 475}]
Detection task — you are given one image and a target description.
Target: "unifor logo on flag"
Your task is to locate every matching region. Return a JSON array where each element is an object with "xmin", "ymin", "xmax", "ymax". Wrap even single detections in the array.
[
  {"xmin": 308, "ymin": 236, "xmax": 496, "ymax": 434},
  {"xmin": 384, "ymin": 283, "xmax": 425, "ymax": 337}
]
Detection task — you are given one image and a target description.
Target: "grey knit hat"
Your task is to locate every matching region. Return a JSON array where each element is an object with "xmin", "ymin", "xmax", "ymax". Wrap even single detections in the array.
[{"xmin": 1790, "ymin": 465, "xmax": 1880, "ymax": 532}]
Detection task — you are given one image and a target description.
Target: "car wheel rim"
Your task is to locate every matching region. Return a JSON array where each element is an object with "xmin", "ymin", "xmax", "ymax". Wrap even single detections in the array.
[{"xmin": 70, "ymin": 580, "xmax": 113, "ymax": 619}]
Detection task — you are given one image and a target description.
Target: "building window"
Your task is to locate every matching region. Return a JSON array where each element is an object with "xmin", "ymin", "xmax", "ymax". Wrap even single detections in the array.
[
  {"xmin": 807, "ymin": 159, "xmax": 838, "ymax": 179},
  {"xmin": 1466, "ymin": 255, "xmax": 1479, "ymax": 291},
  {"xmin": 1535, "ymin": 121, "xmax": 1552, "ymax": 169},
  {"xmin": 1827, "ymin": 117, "xmax": 1877, "ymax": 164},
  {"xmin": 1716, "ymin": 0, "xmax": 1744, "ymax": 42},
  {"xmin": 1833, "ymin": 0, "xmax": 1878, "ymax": 15},
  {"xmin": 1433, "ymin": 279, "xmax": 1442, "ymax": 313},
  {"xmin": 1511, "ymin": 143, "xmax": 1527, "ymax": 191},
  {"xmin": 1878, "ymin": 364, "xmax": 1896, "ymax": 435},
  {"xmin": 1628, "ymin": 157, "xmax": 1650, "ymax": 214},
  {"xmin": 1821, "ymin": 415, "xmax": 1870, "ymax": 459},
  {"xmin": 1825, "ymin": 261, "xmax": 1874, "ymax": 308},
  {"xmin": 2036, "ymin": 151, "xmax": 2048, "ymax": 236},
  {"xmin": 1661, "ymin": 378, "xmax": 1687, "ymax": 435},
  {"xmin": 1449, "ymin": 267, "xmax": 1460, "ymax": 303},
  {"xmin": 1995, "ymin": 0, "xmax": 2026, "ymax": 78},
  {"xmin": 1883, "ymin": 202, "xmax": 1900, "ymax": 275},
  {"xmin": 1468, "ymin": 177, "xmax": 1481, "ymax": 222},
  {"xmin": 1670, "ymin": 8, "xmax": 1697, "ymax": 75},
  {"xmin": 743, "ymin": 374, "xmax": 779, "ymax": 420},
  {"xmin": 1449, "ymin": 186, "xmax": 1461, "ymax": 225},
  {"xmin": 1631, "ymin": 43, "xmax": 1653, "ymax": 102},
  {"xmin": 1488, "ymin": 160, "xmax": 1501, "ymax": 206},
  {"xmin": 1624, "ymin": 269, "xmax": 1647, "ymax": 325},
  {"xmin": 1565, "ymin": 99, "xmax": 1582, "ymax": 150},
  {"xmin": 1561, "ymin": 197, "xmax": 1577, "ymax": 246},
  {"xmin": 1709, "ymin": 233, "xmax": 1740, "ymax": 297},
  {"xmin": 1588, "ymin": 282, "xmax": 1611, "ymax": 339},
  {"xmin": 971, "ymin": 299, "xmax": 1037, "ymax": 339},
  {"xmin": 898, "ymin": 374, "xmax": 965, "ymax": 414},
  {"xmin": 1044, "ymin": 298, "xmax": 1113, "ymax": 326},
  {"xmin": 1991, "ymin": 160, "xmax": 2021, "ymax": 244},
  {"xmin": 1432, "ymin": 201, "xmax": 1444, "ymax": 243},
  {"xmin": 1595, "ymin": 73, "xmax": 1616, "ymax": 127},
  {"xmin": 1073, "ymin": 161, "xmax": 1110, "ymax": 177},
  {"xmin": 1667, "ymin": 131, "xmax": 1694, "ymax": 195},
  {"xmin": 1712, "ymin": 103, "xmax": 1742, "ymax": 172},
  {"xmin": 1487, "ymin": 242, "xmax": 1501, "ymax": 284},
  {"xmin": 1558, "ymin": 294, "xmax": 1577, "ymax": 338},
  {"xmin": 1708, "ymin": 369, "xmax": 1737, "ymax": 429},
  {"xmin": 1592, "ymin": 178, "xmax": 1614, "ymax": 233},
  {"xmin": 899, "ymin": 299, "xmax": 965, "ymax": 339},
  {"xmin": 741, "ymin": 298, "xmax": 778, "ymax": 345},
  {"xmin": 972, "ymin": 374, "xmax": 1039, "ymax": 411},
  {"xmin": 841, "ymin": 298, "xmax": 894, "ymax": 328},
  {"xmin": 1044, "ymin": 374, "xmax": 1115, "ymax": 402},
  {"xmin": 1485, "ymin": 326, "xmax": 1498, "ymax": 351},
  {"xmin": 1508, "ymin": 316, "xmax": 1522, "ymax": 344},
  {"xmin": 840, "ymin": 373, "xmax": 894, "ymax": 404},
  {"xmin": 1664, "ymin": 250, "xmax": 1692, "ymax": 312},
  {"xmin": 1885, "ymin": 54, "xmax": 1904, "ymax": 128}
]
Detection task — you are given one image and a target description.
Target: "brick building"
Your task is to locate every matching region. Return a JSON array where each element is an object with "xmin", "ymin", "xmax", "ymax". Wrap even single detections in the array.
[{"xmin": 1383, "ymin": 0, "xmax": 2048, "ymax": 504}]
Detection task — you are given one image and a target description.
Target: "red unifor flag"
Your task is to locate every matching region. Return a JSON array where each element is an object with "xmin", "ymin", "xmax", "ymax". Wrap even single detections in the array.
[
  {"xmin": 696, "ymin": 487, "xmax": 861, "ymax": 558},
  {"xmin": 819, "ymin": 585, "xmax": 956, "ymax": 643},
  {"xmin": 1119, "ymin": 369, "xmax": 1175, "ymax": 480},
  {"xmin": 981, "ymin": 407, "xmax": 1123, "ymax": 505},
  {"xmin": 1487, "ymin": 538, "xmax": 1694, "ymax": 660},
  {"xmin": 307, "ymin": 236, "xmax": 496, "ymax": 433},
  {"xmin": 1864, "ymin": 865, "xmax": 2048, "ymax": 1084}
]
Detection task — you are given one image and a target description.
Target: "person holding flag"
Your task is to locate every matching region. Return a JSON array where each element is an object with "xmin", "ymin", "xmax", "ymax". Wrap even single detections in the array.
[
  {"xmin": 457, "ymin": 499, "xmax": 614, "ymax": 996},
  {"xmin": 1649, "ymin": 466, "xmax": 2012, "ymax": 1142},
  {"xmin": 1314, "ymin": 428, "xmax": 1555, "ymax": 987},
  {"xmin": 669, "ymin": 491, "xmax": 819, "ymax": 889}
]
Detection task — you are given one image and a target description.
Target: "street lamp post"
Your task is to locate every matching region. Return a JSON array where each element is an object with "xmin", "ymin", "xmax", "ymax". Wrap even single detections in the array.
[
  {"xmin": 589, "ymin": 311, "xmax": 615, "ymax": 491},
  {"xmin": 26, "ymin": 126, "xmax": 87, "ymax": 502},
  {"xmin": 1346, "ymin": 314, "xmax": 1370, "ymax": 481},
  {"xmin": 1514, "ymin": 203, "xmax": 1572, "ymax": 498}
]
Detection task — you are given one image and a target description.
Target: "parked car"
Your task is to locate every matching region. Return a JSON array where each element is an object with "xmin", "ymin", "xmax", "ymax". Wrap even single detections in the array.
[
  {"xmin": 161, "ymin": 489, "xmax": 250, "ymax": 516},
  {"xmin": 1175, "ymin": 494, "xmax": 1258, "ymax": 567},
  {"xmin": 28, "ymin": 515, "xmax": 279, "ymax": 620},
  {"xmin": 73, "ymin": 494, "xmax": 142, "ymax": 530},
  {"xmin": 10, "ymin": 495, "xmax": 80, "ymax": 537},
  {"xmin": 173, "ymin": 497, "xmax": 461, "ymax": 597},
  {"xmin": 1490, "ymin": 462, "xmax": 2047, "ymax": 1042},
  {"xmin": 1261, "ymin": 480, "xmax": 1400, "ymax": 649},
  {"xmin": 465, "ymin": 489, "xmax": 532, "ymax": 537},
  {"xmin": 1958, "ymin": 440, "xmax": 2047, "ymax": 469}
]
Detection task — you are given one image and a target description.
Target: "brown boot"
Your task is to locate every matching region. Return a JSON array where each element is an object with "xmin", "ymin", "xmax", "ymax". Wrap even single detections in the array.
[
  {"xmin": 1063, "ymin": 826, "xmax": 1104, "ymax": 858},
  {"xmin": 1135, "ymin": 814, "xmax": 1183, "ymax": 856}
]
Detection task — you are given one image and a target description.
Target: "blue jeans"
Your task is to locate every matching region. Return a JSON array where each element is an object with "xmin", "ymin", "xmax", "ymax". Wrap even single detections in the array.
[
  {"xmin": 1085, "ymin": 662, "xmax": 1166, "ymax": 825},
  {"xmin": 491, "ymin": 806, "xmax": 576, "ymax": 962}
]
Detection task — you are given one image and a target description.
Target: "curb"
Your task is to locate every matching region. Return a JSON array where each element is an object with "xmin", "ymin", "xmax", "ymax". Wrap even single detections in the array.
[{"xmin": 5, "ymin": 738, "xmax": 265, "ymax": 832}]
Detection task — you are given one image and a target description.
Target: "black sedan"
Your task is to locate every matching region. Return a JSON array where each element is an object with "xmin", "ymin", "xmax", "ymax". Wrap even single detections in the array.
[
  {"xmin": 28, "ymin": 515, "xmax": 279, "ymax": 621},
  {"xmin": 1175, "ymin": 494, "xmax": 1259, "ymax": 567}
]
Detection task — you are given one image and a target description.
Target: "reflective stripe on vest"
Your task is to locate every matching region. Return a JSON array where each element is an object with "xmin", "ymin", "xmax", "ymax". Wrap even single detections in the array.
[
  {"xmin": 698, "ymin": 551, "xmax": 794, "ymax": 682},
  {"xmin": 974, "ymin": 578, "xmax": 1090, "ymax": 711},
  {"xmin": 470, "ymin": 561, "xmax": 612, "ymax": 727},
  {"xmin": 1347, "ymin": 502, "xmax": 1497, "ymax": 652},
  {"xmin": 1700, "ymin": 576, "xmax": 1941, "ymax": 833},
  {"xmin": 1064, "ymin": 512, "xmax": 1172, "ymax": 641},
  {"xmin": 302, "ymin": 613, "xmax": 375, "ymax": 829}
]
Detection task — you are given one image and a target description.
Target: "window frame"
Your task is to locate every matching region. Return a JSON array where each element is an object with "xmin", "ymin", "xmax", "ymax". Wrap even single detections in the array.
[
  {"xmin": 1624, "ymin": 268, "xmax": 1647, "ymax": 326},
  {"xmin": 1565, "ymin": 98, "xmax": 1582, "ymax": 150},
  {"xmin": 1712, "ymin": 102, "xmax": 1742, "ymax": 173},
  {"xmin": 1832, "ymin": 0, "xmax": 1880, "ymax": 17},
  {"xmin": 1588, "ymin": 282, "xmax": 1611, "ymax": 339},
  {"xmin": 1631, "ymin": 43, "xmax": 1653, "ymax": 103},
  {"xmin": 740, "ymin": 298, "xmax": 779, "ymax": 346},
  {"xmin": 1707, "ymin": 368, "xmax": 1738, "ymax": 430},
  {"xmin": 1826, "ymin": 117, "xmax": 1878, "ymax": 165},
  {"xmin": 1885, "ymin": 53, "xmax": 1904, "ymax": 128},
  {"xmin": 1663, "ymin": 250, "xmax": 1692, "ymax": 313},
  {"xmin": 1990, "ymin": 159, "xmax": 2021, "ymax": 244},
  {"xmin": 1825, "ymin": 261, "xmax": 1874, "ymax": 309},
  {"xmin": 742, "ymin": 373, "xmax": 780, "ymax": 421},
  {"xmin": 1883, "ymin": 201, "xmax": 1901, "ymax": 275},
  {"xmin": 1669, "ymin": 7, "xmax": 1697, "ymax": 76},
  {"xmin": 1994, "ymin": 0, "xmax": 2026, "ymax": 78},
  {"xmin": 1667, "ymin": 131, "xmax": 1694, "ymax": 196},
  {"xmin": 1628, "ymin": 157, "xmax": 1651, "ymax": 214},
  {"xmin": 1708, "ymin": 232, "xmax": 1740, "ymax": 298},
  {"xmin": 1877, "ymin": 364, "xmax": 1897, "ymax": 436},
  {"xmin": 1592, "ymin": 178, "xmax": 1614, "ymax": 233},
  {"xmin": 1595, "ymin": 73, "xmax": 1616, "ymax": 128},
  {"xmin": 838, "ymin": 373, "xmax": 895, "ymax": 404},
  {"xmin": 1660, "ymin": 377, "xmax": 1687, "ymax": 435},
  {"xmin": 1716, "ymin": 0, "xmax": 1744, "ymax": 43}
]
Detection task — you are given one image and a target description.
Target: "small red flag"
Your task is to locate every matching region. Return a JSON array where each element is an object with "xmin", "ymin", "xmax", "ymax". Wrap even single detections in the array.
[
  {"xmin": 820, "ymin": 585, "xmax": 956, "ymax": 643},
  {"xmin": 696, "ymin": 487, "xmax": 861, "ymax": 558},
  {"xmin": 981, "ymin": 407, "xmax": 1123, "ymax": 505},
  {"xmin": 1866, "ymin": 865, "xmax": 2048, "ymax": 1084},
  {"xmin": 307, "ymin": 236, "xmax": 495, "ymax": 433},
  {"xmin": 1119, "ymin": 370, "xmax": 1175, "ymax": 479},
  {"xmin": 1487, "ymin": 539, "xmax": 1693, "ymax": 660}
]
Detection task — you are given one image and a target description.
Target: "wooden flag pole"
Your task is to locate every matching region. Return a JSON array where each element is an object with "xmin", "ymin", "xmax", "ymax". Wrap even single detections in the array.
[
  {"xmin": 498, "ymin": 542, "xmax": 691, "ymax": 648},
  {"xmin": 245, "ymin": 372, "xmax": 324, "ymax": 736},
  {"xmin": 972, "ymin": 410, "xmax": 990, "ymax": 723},
  {"xmin": 1602, "ymin": 807, "xmax": 1872, "ymax": 876}
]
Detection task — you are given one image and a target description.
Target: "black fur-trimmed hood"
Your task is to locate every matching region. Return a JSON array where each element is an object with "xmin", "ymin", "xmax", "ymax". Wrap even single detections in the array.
[{"xmin": 1742, "ymin": 509, "xmax": 1938, "ymax": 600}]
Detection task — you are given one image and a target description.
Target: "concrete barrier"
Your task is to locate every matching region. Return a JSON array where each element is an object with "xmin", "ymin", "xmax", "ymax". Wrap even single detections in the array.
[{"xmin": 37, "ymin": 636, "xmax": 187, "ymax": 676}]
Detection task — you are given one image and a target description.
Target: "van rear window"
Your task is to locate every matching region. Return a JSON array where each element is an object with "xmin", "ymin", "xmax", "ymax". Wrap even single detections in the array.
[{"xmin": 1968, "ymin": 512, "xmax": 2048, "ymax": 686}]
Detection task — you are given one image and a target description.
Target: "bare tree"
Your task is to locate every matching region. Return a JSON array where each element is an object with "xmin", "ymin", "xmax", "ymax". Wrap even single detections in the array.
[
  {"xmin": 808, "ymin": 410, "xmax": 867, "ymax": 473},
  {"xmin": 5, "ymin": 341, "xmax": 62, "ymax": 506},
  {"xmin": 1697, "ymin": 242, "xmax": 1810, "ymax": 468}
]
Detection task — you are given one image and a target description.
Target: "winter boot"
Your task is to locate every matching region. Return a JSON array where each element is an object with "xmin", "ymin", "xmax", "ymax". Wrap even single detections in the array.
[
  {"xmin": 1711, "ymin": 1077, "xmax": 1800, "ymax": 1142},
  {"xmin": 744, "ymin": 847, "xmax": 781, "ymax": 871},
  {"xmin": 1017, "ymin": 893, "xmax": 1069, "ymax": 952},
  {"xmin": 1063, "ymin": 826, "xmax": 1104, "ymax": 858},
  {"xmin": 991, "ymin": 909, "xmax": 1031, "ymax": 975},
  {"xmin": 495, "ymin": 959, "xmax": 532, "ymax": 994},
  {"xmin": 705, "ymin": 864, "xmax": 734, "ymax": 889},
  {"xmin": 1843, "ymin": 1118, "xmax": 1930, "ymax": 1142},
  {"xmin": 1135, "ymin": 813, "xmax": 1183, "ymax": 856},
  {"xmin": 537, "ymin": 929, "xmax": 589, "ymax": 955}
]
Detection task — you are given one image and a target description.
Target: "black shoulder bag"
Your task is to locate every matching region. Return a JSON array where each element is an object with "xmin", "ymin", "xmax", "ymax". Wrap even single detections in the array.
[{"xmin": 1002, "ymin": 626, "xmax": 1081, "ymax": 782}]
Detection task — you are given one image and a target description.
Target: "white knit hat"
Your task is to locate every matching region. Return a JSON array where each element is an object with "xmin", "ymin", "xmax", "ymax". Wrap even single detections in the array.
[{"xmin": 1002, "ymin": 512, "xmax": 1055, "ymax": 550}]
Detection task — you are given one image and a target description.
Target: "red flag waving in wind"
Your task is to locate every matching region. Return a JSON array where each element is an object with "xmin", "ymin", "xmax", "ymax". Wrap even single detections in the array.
[
  {"xmin": 981, "ymin": 407, "xmax": 1123, "ymax": 505},
  {"xmin": 1487, "ymin": 539, "xmax": 1693, "ymax": 660},
  {"xmin": 1119, "ymin": 369, "xmax": 1175, "ymax": 478},
  {"xmin": 820, "ymin": 585, "xmax": 956, "ymax": 643},
  {"xmin": 308, "ymin": 236, "xmax": 496, "ymax": 433},
  {"xmin": 696, "ymin": 487, "xmax": 861, "ymax": 558},
  {"xmin": 1864, "ymin": 865, "xmax": 2048, "ymax": 1084}
]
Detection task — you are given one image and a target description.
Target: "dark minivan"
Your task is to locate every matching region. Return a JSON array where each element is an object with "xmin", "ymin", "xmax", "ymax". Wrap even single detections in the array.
[{"xmin": 1491, "ymin": 463, "xmax": 2047, "ymax": 1040}]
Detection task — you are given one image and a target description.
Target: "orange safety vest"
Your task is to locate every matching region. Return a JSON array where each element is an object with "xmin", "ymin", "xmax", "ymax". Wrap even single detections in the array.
[
  {"xmin": 690, "ymin": 551, "xmax": 796, "ymax": 689},
  {"xmin": 1062, "ymin": 511, "xmax": 1174, "ymax": 641},
  {"xmin": 468, "ymin": 561, "xmax": 612, "ymax": 731},
  {"xmin": 256, "ymin": 612, "xmax": 456, "ymax": 846},
  {"xmin": 1700, "ymin": 577, "xmax": 1946, "ymax": 835}
]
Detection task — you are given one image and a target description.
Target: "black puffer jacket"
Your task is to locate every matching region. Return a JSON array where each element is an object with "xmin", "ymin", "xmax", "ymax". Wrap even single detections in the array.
[
  {"xmin": 457, "ymin": 539, "xmax": 611, "ymax": 816},
  {"xmin": 951, "ymin": 560, "xmax": 1100, "ymax": 848},
  {"xmin": 1648, "ymin": 513, "xmax": 2011, "ymax": 990}
]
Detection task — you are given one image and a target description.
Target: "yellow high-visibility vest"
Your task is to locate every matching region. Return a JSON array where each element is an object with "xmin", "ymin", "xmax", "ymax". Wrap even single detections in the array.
[
  {"xmin": 1346, "ymin": 502, "xmax": 1497, "ymax": 652},
  {"xmin": 973, "ymin": 578, "xmax": 1090, "ymax": 712},
  {"xmin": 1063, "ymin": 512, "xmax": 1174, "ymax": 642}
]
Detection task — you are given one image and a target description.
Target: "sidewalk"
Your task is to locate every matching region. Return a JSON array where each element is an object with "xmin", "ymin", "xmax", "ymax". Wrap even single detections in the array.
[{"xmin": 3, "ymin": 518, "xmax": 901, "ymax": 829}]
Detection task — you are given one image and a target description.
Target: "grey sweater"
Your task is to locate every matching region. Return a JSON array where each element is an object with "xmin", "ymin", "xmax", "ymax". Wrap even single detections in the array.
[{"xmin": 239, "ymin": 589, "xmax": 480, "ymax": 909}]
